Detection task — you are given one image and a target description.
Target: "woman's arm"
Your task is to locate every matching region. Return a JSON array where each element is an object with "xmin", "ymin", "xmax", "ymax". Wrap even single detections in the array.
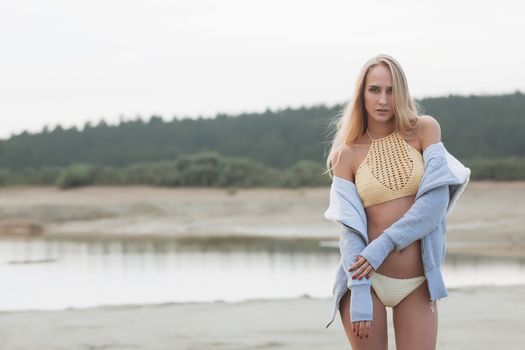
[
  {"xmin": 330, "ymin": 145, "xmax": 374, "ymax": 322},
  {"xmin": 340, "ymin": 226, "xmax": 374, "ymax": 321},
  {"xmin": 358, "ymin": 184, "xmax": 449, "ymax": 270}
]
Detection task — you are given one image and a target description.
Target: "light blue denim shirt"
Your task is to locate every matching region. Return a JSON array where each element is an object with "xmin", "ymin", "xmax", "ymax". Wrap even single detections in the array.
[{"xmin": 323, "ymin": 141, "xmax": 470, "ymax": 329}]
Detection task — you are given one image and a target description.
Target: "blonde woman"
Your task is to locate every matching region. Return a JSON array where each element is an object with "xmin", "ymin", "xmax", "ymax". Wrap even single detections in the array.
[{"xmin": 323, "ymin": 54, "xmax": 470, "ymax": 349}]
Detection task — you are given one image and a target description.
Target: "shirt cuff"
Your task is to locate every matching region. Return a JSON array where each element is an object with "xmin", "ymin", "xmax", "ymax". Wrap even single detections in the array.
[
  {"xmin": 359, "ymin": 233, "xmax": 396, "ymax": 271},
  {"xmin": 349, "ymin": 284, "xmax": 373, "ymax": 322}
]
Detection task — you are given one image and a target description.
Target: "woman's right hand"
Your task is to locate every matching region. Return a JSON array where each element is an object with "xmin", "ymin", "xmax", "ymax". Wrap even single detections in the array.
[{"xmin": 352, "ymin": 320, "xmax": 372, "ymax": 339}]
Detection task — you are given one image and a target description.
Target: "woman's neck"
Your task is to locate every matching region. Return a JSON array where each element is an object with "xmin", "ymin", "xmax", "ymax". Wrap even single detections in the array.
[{"xmin": 366, "ymin": 121, "xmax": 396, "ymax": 139}]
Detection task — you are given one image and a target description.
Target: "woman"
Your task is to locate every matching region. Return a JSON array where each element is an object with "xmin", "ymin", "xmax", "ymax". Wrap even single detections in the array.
[{"xmin": 323, "ymin": 54, "xmax": 470, "ymax": 349}]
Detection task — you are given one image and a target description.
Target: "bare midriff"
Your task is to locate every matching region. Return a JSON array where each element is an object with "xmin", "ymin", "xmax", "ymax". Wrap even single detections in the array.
[
  {"xmin": 365, "ymin": 195, "xmax": 425, "ymax": 278},
  {"xmin": 351, "ymin": 135, "xmax": 425, "ymax": 279}
]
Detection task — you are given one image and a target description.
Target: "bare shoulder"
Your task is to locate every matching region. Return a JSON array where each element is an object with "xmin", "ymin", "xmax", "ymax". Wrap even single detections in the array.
[
  {"xmin": 417, "ymin": 115, "xmax": 442, "ymax": 152},
  {"xmin": 332, "ymin": 143, "xmax": 357, "ymax": 182}
]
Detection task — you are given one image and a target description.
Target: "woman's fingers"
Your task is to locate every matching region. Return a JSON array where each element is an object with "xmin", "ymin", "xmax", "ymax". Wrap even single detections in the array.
[
  {"xmin": 359, "ymin": 265, "xmax": 373, "ymax": 279},
  {"xmin": 351, "ymin": 263, "xmax": 364, "ymax": 278},
  {"xmin": 351, "ymin": 261, "xmax": 374, "ymax": 279},
  {"xmin": 359, "ymin": 321, "xmax": 371, "ymax": 339},
  {"xmin": 364, "ymin": 321, "xmax": 371, "ymax": 338},
  {"xmin": 352, "ymin": 321, "xmax": 372, "ymax": 339},
  {"xmin": 359, "ymin": 321, "xmax": 365, "ymax": 338},
  {"xmin": 352, "ymin": 321, "xmax": 361, "ymax": 336},
  {"xmin": 348, "ymin": 256, "xmax": 364, "ymax": 271},
  {"xmin": 349, "ymin": 256, "xmax": 365, "ymax": 273}
]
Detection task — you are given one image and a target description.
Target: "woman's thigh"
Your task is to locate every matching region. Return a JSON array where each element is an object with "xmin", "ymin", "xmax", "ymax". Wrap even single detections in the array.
[
  {"xmin": 392, "ymin": 280, "xmax": 438, "ymax": 350},
  {"xmin": 339, "ymin": 287, "xmax": 388, "ymax": 350}
]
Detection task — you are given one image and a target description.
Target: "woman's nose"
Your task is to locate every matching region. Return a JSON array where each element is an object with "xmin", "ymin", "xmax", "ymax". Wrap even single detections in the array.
[{"xmin": 379, "ymin": 92, "xmax": 388, "ymax": 104}]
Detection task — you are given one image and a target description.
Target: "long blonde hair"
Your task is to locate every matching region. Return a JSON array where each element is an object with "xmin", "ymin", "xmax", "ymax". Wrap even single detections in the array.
[{"xmin": 324, "ymin": 54, "xmax": 423, "ymax": 178}]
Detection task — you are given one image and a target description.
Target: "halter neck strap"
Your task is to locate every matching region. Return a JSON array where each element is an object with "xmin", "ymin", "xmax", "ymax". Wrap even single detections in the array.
[{"xmin": 366, "ymin": 128, "xmax": 397, "ymax": 141}]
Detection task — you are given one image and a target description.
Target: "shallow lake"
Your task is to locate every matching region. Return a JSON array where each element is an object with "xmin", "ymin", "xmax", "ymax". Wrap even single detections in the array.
[{"xmin": 1, "ymin": 236, "xmax": 524, "ymax": 311}]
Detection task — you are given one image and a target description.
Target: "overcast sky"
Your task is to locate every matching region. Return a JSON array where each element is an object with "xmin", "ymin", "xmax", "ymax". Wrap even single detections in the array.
[{"xmin": 0, "ymin": 0, "xmax": 523, "ymax": 139}]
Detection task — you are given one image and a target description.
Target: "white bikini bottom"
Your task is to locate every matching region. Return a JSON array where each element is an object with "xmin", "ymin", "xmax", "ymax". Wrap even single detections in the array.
[{"xmin": 370, "ymin": 272, "xmax": 427, "ymax": 308}]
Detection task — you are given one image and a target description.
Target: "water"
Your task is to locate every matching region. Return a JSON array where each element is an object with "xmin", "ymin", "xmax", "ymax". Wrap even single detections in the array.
[{"xmin": 0, "ymin": 236, "xmax": 524, "ymax": 311}]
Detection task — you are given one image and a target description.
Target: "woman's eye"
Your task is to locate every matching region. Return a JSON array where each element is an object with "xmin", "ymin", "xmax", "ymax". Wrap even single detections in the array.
[{"xmin": 369, "ymin": 88, "xmax": 392, "ymax": 94}]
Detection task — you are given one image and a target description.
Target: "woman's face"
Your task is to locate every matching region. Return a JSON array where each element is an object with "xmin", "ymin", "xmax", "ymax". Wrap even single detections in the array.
[{"xmin": 363, "ymin": 64, "xmax": 395, "ymax": 123}]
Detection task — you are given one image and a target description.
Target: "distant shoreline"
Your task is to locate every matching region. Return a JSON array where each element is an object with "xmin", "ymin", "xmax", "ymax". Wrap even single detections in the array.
[{"xmin": 0, "ymin": 181, "xmax": 523, "ymax": 258}]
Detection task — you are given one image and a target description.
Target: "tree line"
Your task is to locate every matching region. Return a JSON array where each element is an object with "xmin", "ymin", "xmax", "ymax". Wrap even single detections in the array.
[{"xmin": 0, "ymin": 91, "xmax": 523, "ymax": 187}]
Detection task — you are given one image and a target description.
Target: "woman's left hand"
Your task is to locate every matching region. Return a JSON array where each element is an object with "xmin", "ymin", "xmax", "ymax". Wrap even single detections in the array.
[{"xmin": 349, "ymin": 255, "xmax": 374, "ymax": 280}]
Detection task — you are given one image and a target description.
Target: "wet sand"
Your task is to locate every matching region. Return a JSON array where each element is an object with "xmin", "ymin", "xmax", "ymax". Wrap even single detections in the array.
[{"xmin": 0, "ymin": 284, "xmax": 523, "ymax": 349}]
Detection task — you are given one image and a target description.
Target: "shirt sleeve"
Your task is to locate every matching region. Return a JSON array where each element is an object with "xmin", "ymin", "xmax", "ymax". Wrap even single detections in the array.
[
  {"xmin": 339, "ymin": 225, "xmax": 374, "ymax": 322},
  {"xmin": 358, "ymin": 185, "xmax": 450, "ymax": 271},
  {"xmin": 324, "ymin": 176, "xmax": 374, "ymax": 322}
]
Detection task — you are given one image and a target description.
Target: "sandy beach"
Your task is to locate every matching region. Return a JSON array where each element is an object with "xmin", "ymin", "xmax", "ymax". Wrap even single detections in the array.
[
  {"xmin": 0, "ymin": 284, "xmax": 523, "ymax": 349},
  {"xmin": 0, "ymin": 181, "xmax": 524, "ymax": 349}
]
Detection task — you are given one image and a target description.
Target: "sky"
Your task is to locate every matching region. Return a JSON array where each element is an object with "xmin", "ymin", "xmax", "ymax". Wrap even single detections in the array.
[{"xmin": 0, "ymin": 0, "xmax": 523, "ymax": 139}]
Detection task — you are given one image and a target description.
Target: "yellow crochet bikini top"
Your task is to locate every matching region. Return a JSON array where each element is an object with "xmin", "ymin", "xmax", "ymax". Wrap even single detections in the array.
[{"xmin": 355, "ymin": 129, "xmax": 424, "ymax": 208}]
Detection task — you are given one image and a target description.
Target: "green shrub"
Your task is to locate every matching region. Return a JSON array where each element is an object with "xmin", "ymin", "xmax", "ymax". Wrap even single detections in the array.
[
  {"xmin": 55, "ymin": 163, "xmax": 96, "ymax": 189},
  {"xmin": 464, "ymin": 157, "xmax": 525, "ymax": 180}
]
